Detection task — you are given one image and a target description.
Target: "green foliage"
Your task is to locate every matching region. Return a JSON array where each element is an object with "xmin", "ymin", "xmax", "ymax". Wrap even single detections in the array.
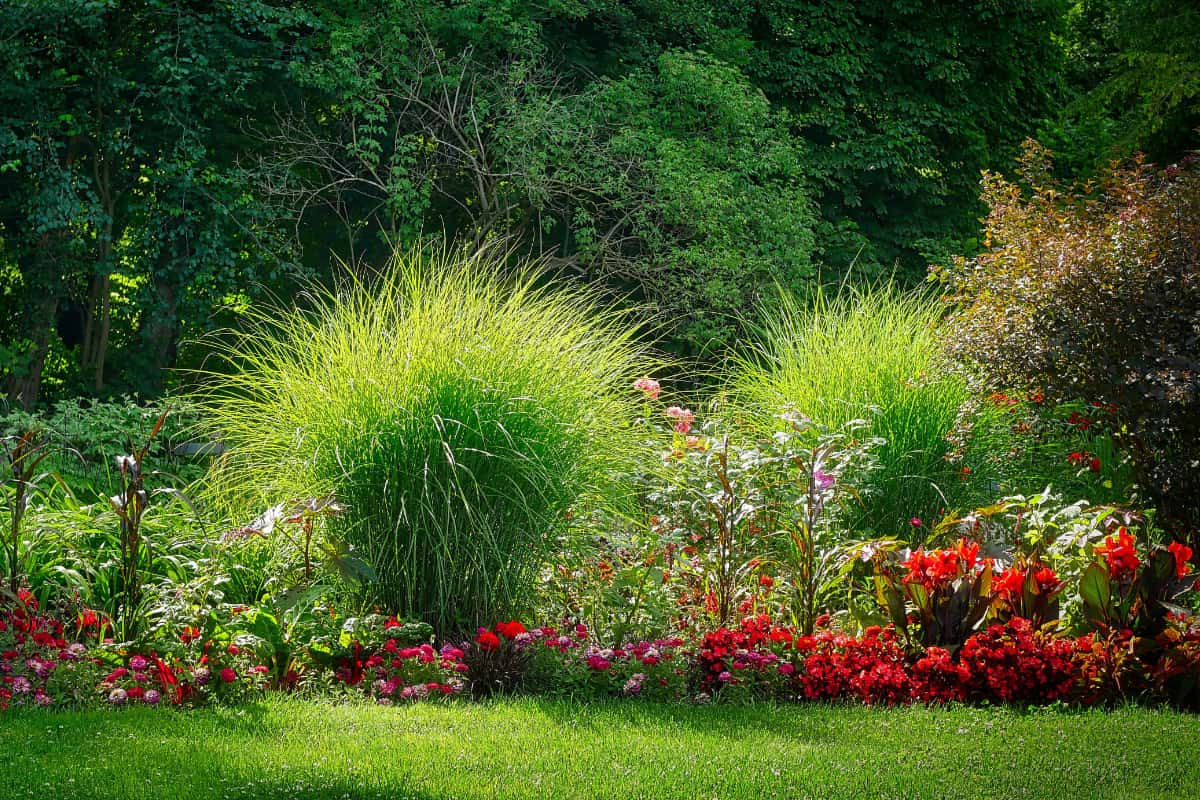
[
  {"xmin": 539, "ymin": 51, "xmax": 818, "ymax": 355},
  {"xmin": 646, "ymin": 410, "xmax": 881, "ymax": 632},
  {"xmin": 730, "ymin": 286, "xmax": 1006, "ymax": 537},
  {"xmin": 1051, "ymin": 0, "xmax": 1200, "ymax": 170},
  {"xmin": 197, "ymin": 245, "xmax": 656, "ymax": 632},
  {"xmin": 715, "ymin": 0, "xmax": 1068, "ymax": 275},
  {"xmin": 942, "ymin": 147, "xmax": 1200, "ymax": 534},
  {"xmin": 966, "ymin": 394, "xmax": 1136, "ymax": 507},
  {"xmin": 0, "ymin": 396, "xmax": 206, "ymax": 497},
  {"xmin": 0, "ymin": 0, "xmax": 306, "ymax": 407}
]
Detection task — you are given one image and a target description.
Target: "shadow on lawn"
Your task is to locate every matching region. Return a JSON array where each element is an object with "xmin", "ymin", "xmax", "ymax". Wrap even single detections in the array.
[{"xmin": 501, "ymin": 694, "xmax": 864, "ymax": 742}]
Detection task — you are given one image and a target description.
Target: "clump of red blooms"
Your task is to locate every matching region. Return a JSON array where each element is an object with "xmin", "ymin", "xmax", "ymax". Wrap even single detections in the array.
[
  {"xmin": 1094, "ymin": 527, "xmax": 1141, "ymax": 579},
  {"xmin": 693, "ymin": 613, "xmax": 1102, "ymax": 707},
  {"xmin": 958, "ymin": 618, "xmax": 1075, "ymax": 704},
  {"xmin": 901, "ymin": 538, "xmax": 979, "ymax": 592}
]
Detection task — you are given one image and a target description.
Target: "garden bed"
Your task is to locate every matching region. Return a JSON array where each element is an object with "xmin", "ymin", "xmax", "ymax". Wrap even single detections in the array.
[{"xmin": 2, "ymin": 699, "xmax": 1196, "ymax": 799}]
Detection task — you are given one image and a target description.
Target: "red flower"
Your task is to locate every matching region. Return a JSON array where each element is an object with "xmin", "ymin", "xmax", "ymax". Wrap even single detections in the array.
[
  {"xmin": 994, "ymin": 567, "xmax": 1026, "ymax": 604},
  {"xmin": 1168, "ymin": 542, "xmax": 1194, "ymax": 579},
  {"xmin": 1088, "ymin": 457, "xmax": 1101, "ymax": 473},
  {"xmin": 475, "ymin": 630, "xmax": 500, "ymax": 651},
  {"xmin": 1095, "ymin": 527, "xmax": 1140, "ymax": 580},
  {"xmin": 954, "ymin": 539, "xmax": 979, "ymax": 572},
  {"xmin": 76, "ymin": 610, "xmax": 99, "ymax": 629},
  {"xmin": 1033, "ymin": 566, "xmax": 1061, "ymax": 592},
  {"xmin": 902, "ymin": 547, "xmax": 961, "ymax": 592},
  {"xmin": 219, "ymin": 668, "xmax": 237, "ymax": 683},
  {"xmin": 179, "ymin": 626, "xmax": 201, "ymax": 644},
  {"xmin": 494, "ymin": 620, "xmax": 526, "ymax": 639},
  {"xmin": 758, "ymin": 574, "xmax": 774, "ymax": 588},
  {"xmin": 1068, "ymin": 452, "xmax": 1085, "ymax": 466}
]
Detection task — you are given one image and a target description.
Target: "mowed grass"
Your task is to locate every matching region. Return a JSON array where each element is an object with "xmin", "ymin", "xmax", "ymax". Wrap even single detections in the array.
[{"xmin": 2, "ymin": 699, "xmax": 1198, "ymax": 800}]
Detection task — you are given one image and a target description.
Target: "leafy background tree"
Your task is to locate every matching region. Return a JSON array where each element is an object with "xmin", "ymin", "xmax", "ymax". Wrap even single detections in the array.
[{"xmin": 2, "ymin": 0, "xmax": 1193, "ymax": 405}]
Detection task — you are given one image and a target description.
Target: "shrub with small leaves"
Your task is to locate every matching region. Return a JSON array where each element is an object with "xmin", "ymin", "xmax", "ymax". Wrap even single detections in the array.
[{"xmin": 942, "ymin": 144, "xmax": 1200, "ymax": 535}]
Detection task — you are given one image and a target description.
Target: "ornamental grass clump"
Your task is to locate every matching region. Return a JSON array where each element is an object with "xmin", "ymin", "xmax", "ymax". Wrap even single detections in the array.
[
  {"xmin": 730, "ymin": 286, "xmax": 1003, "ymax": 537},
  {"xmin": 197, "ymin": 245, "xmax": 655, "ymax": 631}
]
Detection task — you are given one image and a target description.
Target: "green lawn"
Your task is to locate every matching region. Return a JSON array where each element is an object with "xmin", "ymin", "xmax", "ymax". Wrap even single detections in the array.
[{"xmin": 1, "ymin": 698, "xmax": 1197, "ymax": 799}]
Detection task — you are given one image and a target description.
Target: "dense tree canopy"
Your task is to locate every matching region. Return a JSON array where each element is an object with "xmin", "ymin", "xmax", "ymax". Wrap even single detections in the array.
[{"xmin": 1, "ymin": 0, "xmax": 1191, "ymax": 406}]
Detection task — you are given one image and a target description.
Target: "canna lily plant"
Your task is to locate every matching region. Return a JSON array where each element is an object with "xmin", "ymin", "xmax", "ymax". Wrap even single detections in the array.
[
  {"xmin": 1079, "ymin": 527, "xmax": 1196, "ymax": 636},
  {"xmin": 872, "ymin": 538, "xmax": 993, "ymax": 650}
]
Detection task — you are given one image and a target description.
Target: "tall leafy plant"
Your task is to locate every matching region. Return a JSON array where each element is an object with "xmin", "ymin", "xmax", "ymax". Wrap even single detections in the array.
[{"xmin": 198, "ymin": 245, "xmax": 655, "ymax": 632}]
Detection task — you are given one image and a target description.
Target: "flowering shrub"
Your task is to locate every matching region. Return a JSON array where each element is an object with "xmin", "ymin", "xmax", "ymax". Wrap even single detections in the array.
[
  {"xmin": 943, "ymin": 147, "xmax": 1200, "ymax": 533},
  {"xmin": 1079, "ymin": 528, "xmax": 1196, "ymax": 636},
  {"xmin": 1, "ymin": 593, "xmax": 98, "ymax": 709},
  {"xmin": 909, "ymin": 646, "xmax": 970, "ymax": 704},
  {"xmin": 645, "ymin": 405, "xmax": 879, "ymax": 632},
  {"xmin": 958, "ymin": 618, "xmax": 1075, "ymax": 704},
  {"xmin": 464, "ymin": 620, "xmax": 538, "ymax": 696},
  {"xmin": 794, "ymin": 626, "xmax": 911, "ymax": 706},
  {"xmin": 696, "ymin": 615, "xmax": 796, "ymax": 699},
  {"xmin": 991, "ymin": 555, "xmax": 1065, "ymax": 627}
]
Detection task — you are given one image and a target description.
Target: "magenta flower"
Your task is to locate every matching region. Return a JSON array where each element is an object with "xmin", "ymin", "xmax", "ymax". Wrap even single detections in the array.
[
  {"xmin": 143, "ymin": 689, "xmax": 161, "ymax": 705},
  {"xmin": 813, "ymin": 470, "xmax": 835, "ymax": 491},
  {"xmin": 585, "ymin": 655, "xmax": 611, "ymax": 671}
]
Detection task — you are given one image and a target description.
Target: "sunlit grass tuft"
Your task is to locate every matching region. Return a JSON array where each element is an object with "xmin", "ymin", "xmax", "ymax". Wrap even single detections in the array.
[
  {"xmin": 195, "ymin": 244, "xmax": 657, "ymax": 630},
  {"xmin": 730, "ymin": 286, "xmax": 1005, "ymax": 537}
]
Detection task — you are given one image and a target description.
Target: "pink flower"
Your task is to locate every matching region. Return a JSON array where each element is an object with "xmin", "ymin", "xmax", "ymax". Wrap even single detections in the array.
[
  {"xmin": 813, "ymin": 470, "xmax": 835, "ymax": 491},
  {"xmin": 910, "ymin": 517, "xmax": 923, "ymax": 528},
  {"xmin": 219, "ymin": 668, "xmax": 237, "ymax": 683},
  {"xmin": 143, "ymin": 689, "xmax": 161, "ymax": 705},
  {"xmin": 778, "ymin": 662, "xmax": 795, "ymax": 675},
  {"xmin": 632, "ymin": 377, "xmax": 661, "ymax": 399},
  {"xmin": 129, "ymin": 655, "xmax": 148, "ymax": 670},
  {"xmin": 664, "ymin": 406, "xmax": 694, "ymax": 424}
]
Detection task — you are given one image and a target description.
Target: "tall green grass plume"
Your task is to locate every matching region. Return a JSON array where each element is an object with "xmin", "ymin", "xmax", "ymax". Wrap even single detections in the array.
[
  {"xmin": 194, "ymin": 244, "xmax": 657, "ymax": 632},
  {"xmin": 730, "ymin": 285, "xmax": 1007, "ymax": 539}
]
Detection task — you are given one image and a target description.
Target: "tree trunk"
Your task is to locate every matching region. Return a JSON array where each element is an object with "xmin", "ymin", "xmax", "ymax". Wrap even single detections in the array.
[
  {"xmin": 5, "ymin": 244, "xmax": 61, "ymax": 410},
  {"xmin": 79, "ymin": 271, "xmax": 111, "ymax": 391},
  {"xmin": 140, "ymin": 272, "xmax": 181, "ymax": 393}
]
